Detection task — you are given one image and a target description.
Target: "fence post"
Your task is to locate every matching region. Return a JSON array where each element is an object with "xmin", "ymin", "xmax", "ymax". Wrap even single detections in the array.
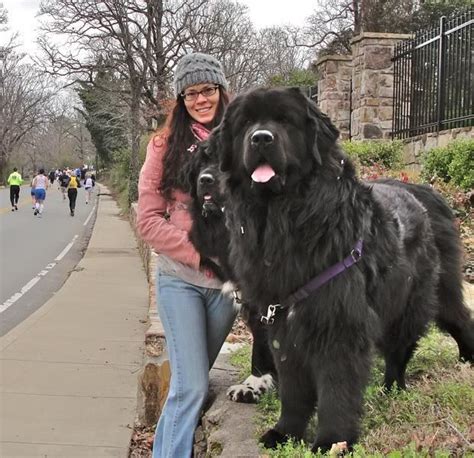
[
  {"xmin": 314, "ymin": 55, "xmax": 352, "ymax": 140},
  {"xmin": 436, "ymin": 16, "xmax": 447, "ymax": 132}
]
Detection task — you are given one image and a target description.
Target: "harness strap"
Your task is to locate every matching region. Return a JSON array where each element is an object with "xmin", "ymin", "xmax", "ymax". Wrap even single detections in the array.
[{"xmin": 261, "ymin": 239, "xmax": 363, "ymax": 325}]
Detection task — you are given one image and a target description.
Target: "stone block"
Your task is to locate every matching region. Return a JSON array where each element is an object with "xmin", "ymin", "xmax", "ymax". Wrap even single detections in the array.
[
  {"xmin": 363, "ymin": 46, "xmax": 393, "ymax": 70},
  {"xmin": 359, "ymin": 107, "xmax": 378, "ymax": 123},
  {"xmin": 137, "ymin": 360, "xmax": 171, "ymax": 427},
  {"xmin": 379, "ymin": 107, "xmax": 393, "ymax": 121},
  {"xmin": 438, "ymin": 133, "xmax": 452, "ymax": 148},
  {"xmin": 362, "ymin": 123, "xmax": 383, "ymax": 139},
  {"xmin": 380, "ymin": 120, "xmax": 393, "ymax": 130}
]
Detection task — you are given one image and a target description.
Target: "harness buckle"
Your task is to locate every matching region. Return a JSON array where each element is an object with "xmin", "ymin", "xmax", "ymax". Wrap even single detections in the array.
[
  {"xmin": 260, "ymin": 304, "xmax": 281, "ymax": 325},
  {"xmin": 232, "ymin": 290, "xmax": 242, "ymax": 304},
  {"xmin": 351, "ymin": 247, "xmax": 362, "ymax": 263}
]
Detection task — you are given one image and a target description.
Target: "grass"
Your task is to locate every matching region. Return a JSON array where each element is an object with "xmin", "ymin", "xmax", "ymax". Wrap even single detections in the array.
[{"xmin": 230, "ymin": 326, "xmax": 474, "ymax": 457}]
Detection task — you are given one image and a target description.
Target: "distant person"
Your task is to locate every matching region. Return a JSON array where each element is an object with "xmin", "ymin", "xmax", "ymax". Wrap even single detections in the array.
[
  {"xmin": 58, "ymin": 170, "xmax": 70, "ymax": 200},
  {"xmin": 80, "ymin": 166, "xmax": 87, "ymax": 183},
  {"xmin": 84, "ymin": 175, "xmax": 94, "ymax": 204},
  {"xmin": 7, "ymin": 167, "xmax": 23, "ymax": 211},
  {"xmin": 32, "ymin": 168, "xmax": 49, "ymax": 217},
  {"xmin": 48, "ymin": 170, "xmax": 56, "ymax": 186},
  {"xmin": 30, "ymin": 176, "xmax": 36, "ymax": 209},
  {"xmin": 67, "ymin": 173, "xmax": 81, "ymax": 216}
]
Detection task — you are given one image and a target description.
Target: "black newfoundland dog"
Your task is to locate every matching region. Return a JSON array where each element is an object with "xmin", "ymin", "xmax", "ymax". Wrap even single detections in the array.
[
  {"xmin": 201, "ymin": 87, "xmax": 474, "ymax": 452},
  {"xmin": 184, "ymin": 142, "xmax": 277, "ymax": 403}
]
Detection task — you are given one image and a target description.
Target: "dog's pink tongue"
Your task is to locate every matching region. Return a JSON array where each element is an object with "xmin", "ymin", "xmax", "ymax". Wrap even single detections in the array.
[{"xmin": 251, "ymin": 164, "xmax": 275, "ymax": 183}]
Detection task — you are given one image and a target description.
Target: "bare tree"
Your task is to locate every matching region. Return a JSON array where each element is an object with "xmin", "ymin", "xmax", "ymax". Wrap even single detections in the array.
[
  {"xmin": 0, "ymin": 51, "xmax": 56, "ymax": 180},
  {"xmin": 300, "ymin": 0, "xmax": 471, "ymax": 59},
  {"xmin": 37, "ymin": 0, "xmax": 319, "ymax": 199},
  {"xmin": 38, "ymin": 0, "xmax": 226, "ymax": 203},
  {"xmin": 298, "ymin": 0, "xmax": 356, "ymax": 58},
  {"xmin": 0, "ymin": 2, "xmax": 7, "ymax": 29}
]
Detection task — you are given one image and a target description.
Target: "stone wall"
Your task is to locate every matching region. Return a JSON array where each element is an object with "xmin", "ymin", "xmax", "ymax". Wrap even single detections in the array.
[
  {"xmin": 402, "ymin": 126, "xmax": 473, "ymax": 170},
  {"xmin": 316, "ymin": 32, "xmax": 412, "ymax": 141}
]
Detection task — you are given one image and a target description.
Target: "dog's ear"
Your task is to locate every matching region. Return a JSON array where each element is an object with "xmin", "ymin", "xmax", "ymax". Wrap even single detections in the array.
[
  {"xmin": 209, "ymin": 120, "xmax": 233, "ymax": 173},
  {"xmin": 306, "ymin": 98, "xmax": 340, "ymax": 165}
]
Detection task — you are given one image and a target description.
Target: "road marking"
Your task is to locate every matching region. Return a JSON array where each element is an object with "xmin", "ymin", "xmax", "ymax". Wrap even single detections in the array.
[
  {"xmin": 0, "ymin": 264, "xmax": 55, "ymax": 313},
  {"xmin": 0, "ymin": 234, "xmax": 80, "ymax": 314},
  {"xmin": 83, "ymin": 205, "xmax": 96, "ymax": 226},
  {"xmin": 54, "ymin": 234, "xmax": 79, "ymax": 261}
]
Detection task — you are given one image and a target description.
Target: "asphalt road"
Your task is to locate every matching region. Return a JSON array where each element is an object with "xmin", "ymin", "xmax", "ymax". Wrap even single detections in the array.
[{"xmin": 0, "ymin": 183, "xmax": 98, "ymax": 336}]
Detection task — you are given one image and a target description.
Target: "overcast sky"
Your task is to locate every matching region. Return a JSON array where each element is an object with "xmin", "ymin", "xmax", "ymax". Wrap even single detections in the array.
[{"xmin": 1, "ymin": 0, "xmax": 316, "ymax": 53}]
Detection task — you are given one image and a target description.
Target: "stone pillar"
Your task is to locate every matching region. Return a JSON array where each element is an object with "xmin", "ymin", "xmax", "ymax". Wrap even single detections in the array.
[
  {"xmin": 350, "ymin": 32, "xmax": 412, "ymax": 140},
  {"xmin": 315, "ymin": 55, "xmax": 352, "ymax": 140}
]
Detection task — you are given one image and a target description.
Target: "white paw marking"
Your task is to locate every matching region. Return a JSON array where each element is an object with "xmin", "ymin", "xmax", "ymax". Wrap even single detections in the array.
[{"xmin": 227, "ymin": 374, "xmax": 275, "ymax": 402}]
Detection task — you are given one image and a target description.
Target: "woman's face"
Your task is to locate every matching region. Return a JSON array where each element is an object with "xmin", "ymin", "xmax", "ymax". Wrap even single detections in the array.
[{"xmin": 182, "ymin": 83, "xmax": 220, "ymax": 125}]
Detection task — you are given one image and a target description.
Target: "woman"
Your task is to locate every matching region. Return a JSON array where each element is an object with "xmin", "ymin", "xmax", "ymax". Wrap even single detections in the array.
[
  {"xmin": 84, "ymin": 174, "xmax": 94, "ymax": 204},
  {"xmin": 32, "ymin": 168, "xmax": 49, "ymax": 217},
  {"xmin": 67, "ymin": 172, "xmax": 80, "ymax": 216},
  {"xmin": 137, "ymin": 53, "xmax": 237, "ymax": 458}
]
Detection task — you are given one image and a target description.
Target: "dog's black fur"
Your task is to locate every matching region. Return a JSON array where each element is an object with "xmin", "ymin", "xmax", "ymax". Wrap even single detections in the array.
[
  {"xmin": 183, "ymin": 143, "xmax": 277, "ymax": 403},
  {"xmin": 204, "ymin": 87, "xmax": 474, "ymax": 452}
]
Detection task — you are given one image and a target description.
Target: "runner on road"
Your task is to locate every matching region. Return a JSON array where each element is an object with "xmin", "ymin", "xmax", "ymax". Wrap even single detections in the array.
[
  {"xmin": 32, "ymin": 169, "xmax": 49, "ymax": 217},
  {"xmin": 84, "ymin": 175, "xmax": 94, "ymax": 204},
  {"xmin": 30, "ymin": 174, "xmax": 36, "ymax": 209},
  {"xmin": 7, "ymin": 167, "xmax": 23, "ymax": 211},
  {"xmin": 67, "ymin": 173, "xmax": 80, "ymax": 216},
  {"xmin": 58, "ymin": 169, "xmax": 70, "ymax": 200}
]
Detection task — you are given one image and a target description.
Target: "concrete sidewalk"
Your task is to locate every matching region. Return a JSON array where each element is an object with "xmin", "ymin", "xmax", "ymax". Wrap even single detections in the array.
[{"xmin": 0, "ymin": 187, "xmax": 149, "ymax": 457}]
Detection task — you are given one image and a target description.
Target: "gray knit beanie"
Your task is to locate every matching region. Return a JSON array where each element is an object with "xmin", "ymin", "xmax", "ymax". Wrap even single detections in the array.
[{"xmin": 173, "ymin": 52, "xmax": 228, "ymax": 97}]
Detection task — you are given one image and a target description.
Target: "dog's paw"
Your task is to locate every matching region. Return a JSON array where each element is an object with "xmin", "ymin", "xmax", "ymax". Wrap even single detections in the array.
[
  {"xmin": 312, "ymin": 438, "xmax": 352, "ymax": 455},
  {"xmin": 227, "ymin": 383, "xmax": 259, "ymax": 403},
  {"xmin": 227, "ymin": 374, "xmax": 275, "ymax": 403},
  {"xmin": 260, "ymin": 428, "xmax": 288, "ymax": 449}
]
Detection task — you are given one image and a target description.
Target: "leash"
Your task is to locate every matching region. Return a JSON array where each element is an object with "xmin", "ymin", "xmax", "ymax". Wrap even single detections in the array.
[{"xmin": 261, "ymin": 239, "xmax": 363, "ymax": 325}]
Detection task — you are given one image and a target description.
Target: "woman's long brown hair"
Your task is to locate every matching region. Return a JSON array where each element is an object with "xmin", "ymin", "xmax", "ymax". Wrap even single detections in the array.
[{"xmin": 159, "ymin": 88, "xmax": 230, "ymax": 200}]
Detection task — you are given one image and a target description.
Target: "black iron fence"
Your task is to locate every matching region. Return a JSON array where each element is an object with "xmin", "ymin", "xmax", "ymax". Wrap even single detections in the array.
[{"xmin": 392, "ymin": 10, "xmax": 473, "ymax": 139}]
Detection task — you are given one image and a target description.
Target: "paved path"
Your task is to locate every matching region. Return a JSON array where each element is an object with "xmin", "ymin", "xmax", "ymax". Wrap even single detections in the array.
[{"xmin": 0, "ymin": 187, "xmax": 149, "ymax": 457}]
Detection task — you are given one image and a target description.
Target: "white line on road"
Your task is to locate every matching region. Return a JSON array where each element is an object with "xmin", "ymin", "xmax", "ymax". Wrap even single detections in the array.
[
  {"xmin": 83, "ymin": 205, "xmax": 96, "ymax": 226},
  {"xmin": 0, "ymin": 264, "xmax": 54, "ymax": 313},
  {"xmin": 0, "ymin": 235, "xmax": 79, "ymax": 314},
  {"xmin": 55, "ymin": 234, "xmax": 79, "ymax": 261}
]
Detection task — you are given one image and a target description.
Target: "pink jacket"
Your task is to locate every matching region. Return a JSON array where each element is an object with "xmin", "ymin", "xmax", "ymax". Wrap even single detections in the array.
[{"xmin": 137, "ymin": 129, "xmax": 205, "ymax": 270}]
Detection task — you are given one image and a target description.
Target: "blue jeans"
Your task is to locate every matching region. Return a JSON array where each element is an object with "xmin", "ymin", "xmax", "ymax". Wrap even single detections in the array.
[{"xmin": 152, "ymin": 272, "xmax": 237, "ymax": 458}]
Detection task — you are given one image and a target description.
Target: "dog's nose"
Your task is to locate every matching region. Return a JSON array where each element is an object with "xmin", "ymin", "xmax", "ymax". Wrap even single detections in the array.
[
  {"xmin": 199, "ymin": 173, "xmax": 215, "ymax": 185},
  {"xmin": 251, "ymin": 130, "xmax": 274, "ymax": 146}
]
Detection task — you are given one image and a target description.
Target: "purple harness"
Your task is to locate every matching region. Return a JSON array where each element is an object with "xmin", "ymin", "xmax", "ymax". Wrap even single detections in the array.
[{"xmin": 261, "ymin": 239, "xmax": 364, "ymax": 325}]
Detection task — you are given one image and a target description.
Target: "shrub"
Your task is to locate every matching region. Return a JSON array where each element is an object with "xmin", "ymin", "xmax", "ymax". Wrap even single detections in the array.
[
  {"xmin": 421, "ymin": 138, "xmax": 474, "ymax": 191},
  {"xmin": 342, "ymin": 140, "xmax": 403, "ymax": 169}
]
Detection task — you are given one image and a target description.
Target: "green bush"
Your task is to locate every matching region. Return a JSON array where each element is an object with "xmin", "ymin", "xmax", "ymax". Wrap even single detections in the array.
[
  {"xmin": 421, "ymin": 138, "xmax": 474, "ymax": 191},
  {"xmin": 342, "ymin": 140, "xmax": 403, "ymax": 169}
]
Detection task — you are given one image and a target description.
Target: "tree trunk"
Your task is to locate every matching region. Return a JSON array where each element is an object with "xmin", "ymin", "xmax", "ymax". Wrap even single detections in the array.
[{"xmin": 128, "ymin": 84, "xmax": 141, "ymax": 206}]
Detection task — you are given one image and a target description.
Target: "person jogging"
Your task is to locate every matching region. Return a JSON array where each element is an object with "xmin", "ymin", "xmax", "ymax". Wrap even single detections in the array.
[
  {"xmin": 32, "ymin": 168, "xmax": 49, "ymax": 217},
  {"xmin": 7, "ymin": 167, "xmax": 23, "ymax": 211},
  {"xmin": 67, "ymin": 173, "xmax": 80, "ymax": 216},
  {"xmin": 84, "ymin": 174, "xmax": 94, "ymax": 204},
  {"xmin": 58, "ymin": 169, "xmax": 70, "ymax": 200}
]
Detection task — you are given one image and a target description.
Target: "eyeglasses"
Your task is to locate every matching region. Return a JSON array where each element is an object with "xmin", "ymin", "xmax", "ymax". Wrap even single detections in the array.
[{"xmin": 181, "ymin": 85, "xmax": 219, "ymax": 102}]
